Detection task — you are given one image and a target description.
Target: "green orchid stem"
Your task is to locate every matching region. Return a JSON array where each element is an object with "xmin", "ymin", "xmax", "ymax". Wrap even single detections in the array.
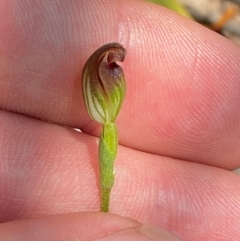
[
  {"xmin": 99, "ymin": 122, "xmax": 118, "ymax": 212},
  {"xmin": 101, "ymin": 186, "xmax": 111, "ymax": 212}
]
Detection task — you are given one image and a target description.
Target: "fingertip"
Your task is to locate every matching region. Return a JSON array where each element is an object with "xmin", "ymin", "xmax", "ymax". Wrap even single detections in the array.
[
  {"xmin": 94, "ymin": 224, "xmax": 182, "ymax": 241},
  {"xmin": 0, "ymin": 212, "xmax": 140, "ymax": 241}
]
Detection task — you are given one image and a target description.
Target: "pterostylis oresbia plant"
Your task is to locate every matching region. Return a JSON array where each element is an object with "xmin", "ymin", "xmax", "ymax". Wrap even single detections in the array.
[{"xmin": 82, "ymin": 43, "xmax": 126, "ymax": 212}]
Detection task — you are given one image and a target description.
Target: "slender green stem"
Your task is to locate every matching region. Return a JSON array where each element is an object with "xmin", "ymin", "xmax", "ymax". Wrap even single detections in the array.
[
  {"xmin": 98, "ymin": 123, "xmax": 118, "ymax": 212},
  {"xmin": 100, "ymin": 186, "xmax": 111, "ymax": 212}
]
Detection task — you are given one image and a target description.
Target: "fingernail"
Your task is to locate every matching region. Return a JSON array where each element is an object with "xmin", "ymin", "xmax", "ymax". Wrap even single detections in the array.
[{"xmin": 94, "ymin": 224, "xmax": 182, "ymax": 241}]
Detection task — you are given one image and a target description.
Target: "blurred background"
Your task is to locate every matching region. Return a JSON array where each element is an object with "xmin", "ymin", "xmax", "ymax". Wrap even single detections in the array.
[{"xmin": 147, "ymin": 0, "xmax": 240, "ymax": 45}]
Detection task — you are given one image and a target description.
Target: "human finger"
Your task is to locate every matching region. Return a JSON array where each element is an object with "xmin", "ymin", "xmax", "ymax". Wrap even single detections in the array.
[
  {"xmin": 1, "ymin": 0, "xmax": 240, "ymax": 169},
  {"xmin": 0, "ymin": 110, "xmax": 239, "ymax": 241}
]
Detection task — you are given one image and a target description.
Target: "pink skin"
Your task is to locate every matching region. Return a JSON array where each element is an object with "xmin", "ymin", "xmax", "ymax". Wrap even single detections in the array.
[{"xmin": 0, "ymin": 0, "xmax": 240, "ymax": 241}]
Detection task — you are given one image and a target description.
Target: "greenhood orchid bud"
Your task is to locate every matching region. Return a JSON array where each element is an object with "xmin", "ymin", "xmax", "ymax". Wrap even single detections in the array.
[
  {"xmin": 82, "ymin": 43, "xmax": 127, "ymax": 212},
  {"xmin": 82, "ymin": 43, "xmax": 126, "ymax": 124}
]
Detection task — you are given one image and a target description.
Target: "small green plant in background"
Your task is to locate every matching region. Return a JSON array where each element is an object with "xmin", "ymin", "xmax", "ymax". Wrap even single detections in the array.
[
  {"xmin": 82, "ymin": 43, "xmax": 126, "ymax": 212},
  {"xmin": 147, "ymin": 0, "xmax": 193, "ymax": 19}
]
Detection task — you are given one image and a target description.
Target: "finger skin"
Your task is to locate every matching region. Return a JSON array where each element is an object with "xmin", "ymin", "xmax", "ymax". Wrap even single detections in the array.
[
  {"xmin": 0, "ymin": 1, "xmax": 240, "ymax": 169},
  {"xmin": 0, "ymin": 213, "xmax": 182, "ymax": 241},
  {"xmin": 0, "ymin": 110, "xmax": 240, "ymax": 241},
  {"xmin": 0, "ymin": 212, "xmax": 139, "ymax": 241}
]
